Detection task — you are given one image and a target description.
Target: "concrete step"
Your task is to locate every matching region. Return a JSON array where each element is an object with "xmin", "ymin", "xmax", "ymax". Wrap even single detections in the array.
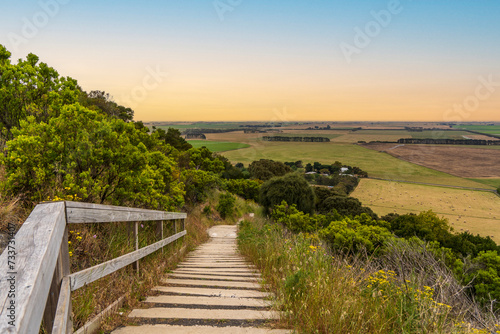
[
  {"xmin": 112, "ymin": 324, "xmax": 291, "ymax": 334},
  {"xmin": 162, "ymin": 278, "xmax": 260, "ymax": 289},
  {"xmin": 128, "ymin": 307, "xmax": 278, "ymax": 320},
  {"xmin": 153, "ymin": 286, "xmax": 270, "ymax": 298},
  {"xmin": 144, "ymin": 295, "xmax": 270, "ymax": 308}
]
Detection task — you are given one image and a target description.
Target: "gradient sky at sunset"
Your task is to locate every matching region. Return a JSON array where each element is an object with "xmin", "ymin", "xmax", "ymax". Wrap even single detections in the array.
[{"xmin": 1, "ymin": 1, "xmax": 499, "ymax": 122}]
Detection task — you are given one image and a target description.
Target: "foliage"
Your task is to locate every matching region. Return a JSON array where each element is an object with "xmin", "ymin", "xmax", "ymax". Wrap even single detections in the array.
[
  {"xmin": 216, "ymin": 192, "xmax": 236, "ymax": 219},
  {"xmin": 389, "ymin": 211, "xmax": 453, "ymax": 245},
  {"xmin": 444, "ymin": 232, "xmax": 500, "ymax": 258},
  {"xmin": 248, "ymin": 159, "xmax": 292, "ymax": 181},
  {"xmin": 224, "ymin": 178, "xmax": 261, "ymax": 202},
  {"xmin": 0, "ymin": 44, "xmax": 80, "ymax": 141},
  {"xmin": 178, "ymin": 147, "xmax": 225, "ymax": 173},
  {"xmin": 319, "ymin": 217, "xmax": 393, "ymax": 254},
  {"xmin": 154, "ymin": 127, "xmax": 192, "ymax": 151},
  {"xmin": 2, "ymin": 104, "xmax": 184, "ymax": 209},
  {"xmin": 271, "ymin": 201, "xmax": 341, "ymax": 233},
  {"xmin": 317, "ymin": 195, "xmax": 377, "ymax": 219},
  {"xmin": 465, "ymin": 251, "xmax": 500, "ymax": 308},
  {"xmin": 259, "ymin": 173, "xmax": 315, "ymax": 214},
  {"xmin": 181, "ymin": 169, "xmax": 221, "ymax": 205},
  {"xmin": 79, "ymin": 90, "xmax": 134, "ymax": 122}
]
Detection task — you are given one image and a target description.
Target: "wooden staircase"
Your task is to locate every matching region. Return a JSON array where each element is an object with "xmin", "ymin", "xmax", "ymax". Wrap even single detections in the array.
[{"xmin": 111, "ymin": 225, "xmax": 290, "ymax": 334}]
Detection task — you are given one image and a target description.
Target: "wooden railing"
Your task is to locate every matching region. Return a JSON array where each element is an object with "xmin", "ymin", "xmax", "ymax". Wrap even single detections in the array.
[{"xmin": 0, "ymin": 201, "xmax": 187, "ymax": 334}]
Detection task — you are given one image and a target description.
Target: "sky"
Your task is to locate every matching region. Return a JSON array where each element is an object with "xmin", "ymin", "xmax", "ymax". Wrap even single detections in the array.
[{"xmin": 1, "ymin": 0, "xmax": 500, "ymax": 122}]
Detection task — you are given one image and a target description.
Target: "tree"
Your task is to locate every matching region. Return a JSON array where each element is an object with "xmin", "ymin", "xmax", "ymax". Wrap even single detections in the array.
[
  {"xmin": 79, "ymin": 90, "xmax": 134, "ymax": 122},
  {"xmin": 0, "ymin": 45, "xmax": 80, "ymax": 142},
  {"xmin": 389, "ymin": 211, "xmax": 453, "ymax": 245},
  {"xmin": 248, "ymin": 159, "xmax": 292, "ymax": 181},
  {"xmin": 259, "ymin": 173, "xmax": 315, "ymax": 214},
  {"xmin": 3, "ymin": 103, "xmax": 184, "ymax": 210},
  {"xmin": 224, "ymin": 179, "xmax": 261, "ymax": 202},
  {"xmin": 155, "ymin": 127, "xmax": 192, "ymax": 151},
  {"xmin": 317, "ymin": 196, "xmax": 377, "ymax": 219}
]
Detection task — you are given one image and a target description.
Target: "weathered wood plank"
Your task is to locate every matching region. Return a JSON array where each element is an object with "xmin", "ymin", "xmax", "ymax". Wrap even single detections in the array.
[
  {"xmin": 43, "ymin": 225, "xmax": 72, "ymax": 333},
  {"xmin": 133, "ymin": 222, "xmax": 139, "ymax": 273},
  {"xmin": 65, "ymin": 202, "xmax": 186, "ymax": 223},
  {"xmin": 74, "ymin": 296, "xmax": 125, "ymax": 334},
  {"xmin": 0, "ymin": 202, "xmax": 66, "ymax": 334},
  {"xmin": 51, "ymin": 277, "xmax": 72, "ymax": 334},
  {"xmin": 69, "ymin": 230, "xmax": 187, "ymax": 291}
]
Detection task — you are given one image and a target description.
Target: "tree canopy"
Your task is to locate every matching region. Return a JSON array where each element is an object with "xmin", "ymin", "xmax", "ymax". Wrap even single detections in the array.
[{"xmin": 259, "ymin": 173, "xmax": 315, "ymax": 214}]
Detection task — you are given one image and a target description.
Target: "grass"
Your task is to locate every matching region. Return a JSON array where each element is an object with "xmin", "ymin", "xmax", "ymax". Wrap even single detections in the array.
[
  {"xmin": 221, "ymin": 140, "xmax": 489, "ymax": 188},
  {"xmin": 187, "ymin": 140, "xmax": 250, "ymax": 152},
  {"xmin": 238, "ymin": 216, "xmax": 498, "ymax": 333},
  {"xmin": 468, "ymin": 178, "xmax": 500, "ymax": 189},
  {"xmin": 327, "ymin": 129, "xmax": 474, "ymax": 143},
  {"xmin": 453, "ymin": 125, "xmax": 500, "ymax": 136},
  {"xmin": 351, "ymin": 179, "xmax": 500, "ymax": 242}
]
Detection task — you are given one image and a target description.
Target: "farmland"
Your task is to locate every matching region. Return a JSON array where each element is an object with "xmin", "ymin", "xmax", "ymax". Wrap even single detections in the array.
[
  {"xmin": 218, "ymin": 138, "xmax": 492, "ymax": 188},
  {"xmin": 362, "ymin": 143, "xmax": 500, "ymax": 179},
  {"xmin": 187, "ymin": 140, "xmax": 250, "ymax": 152},
  {"xmin": 453, "ymin": 124, "xmax": 500, "ymax": 136},
  {"xmin": 351, "ymin": 179, "xmax": 500, "ymax": 242}
]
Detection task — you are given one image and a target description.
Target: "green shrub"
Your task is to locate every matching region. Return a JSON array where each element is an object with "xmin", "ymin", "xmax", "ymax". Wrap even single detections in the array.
[
  {"xmin": 224, "ymin": 178, "xmax": 261, "ymax": 201},
  {"xmin": 216, "ymin": 193, "xmax": 236, "ymax": 219}
]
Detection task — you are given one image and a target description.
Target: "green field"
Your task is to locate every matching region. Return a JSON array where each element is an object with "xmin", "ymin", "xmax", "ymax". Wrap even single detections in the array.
[
  {"xmin": 453, "ymin": 125, "xmax": 500, "ymax": 136},
  {"xmin": 221, "ymin": 140, "xmax": 492, "ymax": 188},
  {"xmin": 187, "ymin": 140, "xmax": 250, "ymax": 152}
]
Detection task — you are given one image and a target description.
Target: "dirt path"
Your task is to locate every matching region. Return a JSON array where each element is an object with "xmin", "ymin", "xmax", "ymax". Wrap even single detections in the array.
[{"xmin": 111, "ymin": 225, "xmax": 289, "ymax": 334}]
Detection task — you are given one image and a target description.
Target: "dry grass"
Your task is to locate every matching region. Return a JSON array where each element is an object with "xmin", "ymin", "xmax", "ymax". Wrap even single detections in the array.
[
  {"xmin": 0, "ymin": 166, "xmax": 31, "ymax": 252},
  {"xmin": 351, "ymin": 179, "xmax": 500, "ymax": 242},
  {"xmin": 238, "ymin": 217, "xmax": 500, "ymax": 334}
]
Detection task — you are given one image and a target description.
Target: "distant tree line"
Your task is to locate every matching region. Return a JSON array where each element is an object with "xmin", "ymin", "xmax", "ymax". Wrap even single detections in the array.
[
  {"xmin": 185, "ymin": 133, "xmax": 207, "ymax": 139},
  {"xmin": 398, "ymin": 138, "xmax": 500, "ymax": 145},
  {"xmin": 182, "ymin": 128, "xmax": 239, "ymax": 135},
  {"xmin": 239, "ymin": 124, "xmax": 282, "ymax": 128},
  {"xmin": 263, "ymin": 136, "xmax": 330, "ymax": 142}
]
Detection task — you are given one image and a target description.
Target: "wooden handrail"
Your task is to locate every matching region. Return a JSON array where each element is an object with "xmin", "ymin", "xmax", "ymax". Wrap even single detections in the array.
[{"xmin": 0, "ymin": 201, "xmax": 187, "ymax": 334}]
